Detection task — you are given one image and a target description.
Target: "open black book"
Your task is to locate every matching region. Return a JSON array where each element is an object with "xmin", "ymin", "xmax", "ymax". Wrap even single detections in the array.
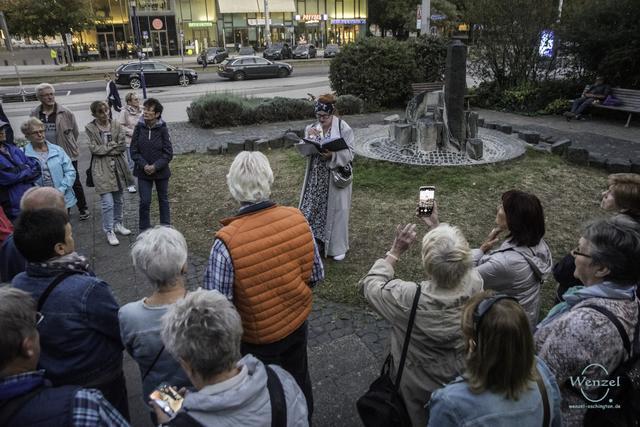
[{"xmin": 296, "ymin": 137, "xmax": 349, "ymax": 156}]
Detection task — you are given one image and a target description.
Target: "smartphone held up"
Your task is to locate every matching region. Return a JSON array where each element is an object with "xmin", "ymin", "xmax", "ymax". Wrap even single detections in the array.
[
  {"xmin": 417, "ymin": 186, "xmax": 435, "ymax": 217},
  {"xmin": 150, "ymin": 384, "xmax": 184, "ymax": 417}
]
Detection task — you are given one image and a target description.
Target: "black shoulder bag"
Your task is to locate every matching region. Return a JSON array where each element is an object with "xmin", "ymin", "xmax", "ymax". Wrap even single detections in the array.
[
  {"xmin": 356, "ymin": 283, "xmax": 421, "ymax": 427},
  {"xmin": 85, "ymin": 156, "xmax": 95, "ymax": 188},
  {"xmin": 37, "ymin": 271, "xmax": 79, "ymax": 312}
]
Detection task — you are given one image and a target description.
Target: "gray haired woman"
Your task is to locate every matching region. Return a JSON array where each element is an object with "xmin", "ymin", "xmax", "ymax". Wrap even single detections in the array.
[
  {"xmin": 118, "ymin": 226, "xmax": 191, "ymax": 420},
  {"xmin": 359, "ymin": 222, "xmax": 483, "ymax": 427},
  {"xmin": 152, "ymin": 289, "xmax": 310, "ymax": 426},
  {"xmin": 535, "ymin": 215, "xmax": 640, "ymax": 426}
]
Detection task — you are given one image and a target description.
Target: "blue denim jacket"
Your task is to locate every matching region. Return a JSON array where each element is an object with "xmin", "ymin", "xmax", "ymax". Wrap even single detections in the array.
[
  {"xmin": 12, "ymin": 264, "xmax": 124, "ymax": 386},
  {"xmin": 427, "ymin": 357, "xmax": 562, "ymax": 427}
]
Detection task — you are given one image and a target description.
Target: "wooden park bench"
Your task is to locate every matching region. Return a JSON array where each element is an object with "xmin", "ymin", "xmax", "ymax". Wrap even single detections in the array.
[
  {"xmin": 411, "ymin": 82, "xmax": 476, "ymax": 109},
  {"xmin": 411, "ymin": 82, "xmax": 444, "ymax": 97},
  {"xmin": 591, "ymin": 88, "xmax": 640, "ymax": 127}
]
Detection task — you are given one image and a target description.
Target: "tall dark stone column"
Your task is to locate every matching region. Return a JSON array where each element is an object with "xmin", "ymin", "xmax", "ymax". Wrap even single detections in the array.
[{"xmin": 445, "ymin": 39, "xmax": 467, "ymax": 146}]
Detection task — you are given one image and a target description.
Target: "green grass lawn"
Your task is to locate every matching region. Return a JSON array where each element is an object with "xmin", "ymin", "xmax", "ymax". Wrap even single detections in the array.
[{"xmin": 170, "ymin": 147, "xmax": 608, "ymax": 316}]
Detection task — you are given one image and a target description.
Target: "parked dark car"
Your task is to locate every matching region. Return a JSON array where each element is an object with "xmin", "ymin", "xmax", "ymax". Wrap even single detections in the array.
[
  {"xmin": 197, "ymin": 47, "xmax": 229, "ymax": 64},
  {"xmin": 263, "ymin": 43, "xmax": 292, "ymax": 60},
  {"xmin": 324, "ymin": 44, "xmax": 340, "ymax": 58},
  {"xmin": 292, "ymin": 44, "xmax": 317, "ymax": 59},
  {"xmin": 115, "ymin": 61, "xmax": 198, "ymax": 88},
  {"xmin": 238, "ymin": 46, "xmax": 256, "ymax": 56},
  {"xmin": 217, "ymin": 56, "xmax": 292, "ymax": 81}
]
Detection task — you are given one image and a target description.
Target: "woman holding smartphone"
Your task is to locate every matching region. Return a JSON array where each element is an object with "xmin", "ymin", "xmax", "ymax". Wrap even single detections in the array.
[{"xmin": 299, "ymin": 93, "xmax": 354, "ymax": 261}]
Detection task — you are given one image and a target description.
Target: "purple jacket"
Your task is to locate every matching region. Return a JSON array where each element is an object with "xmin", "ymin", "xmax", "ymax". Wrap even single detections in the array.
[{"xmin": 0, "ymin": 143, "xmax": 41, "ymax": 219}]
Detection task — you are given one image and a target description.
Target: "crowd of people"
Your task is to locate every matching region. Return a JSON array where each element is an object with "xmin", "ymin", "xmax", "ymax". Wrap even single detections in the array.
[{"xmin": 0, "ymin": 88, "xmax": 639, "ymax": 427}]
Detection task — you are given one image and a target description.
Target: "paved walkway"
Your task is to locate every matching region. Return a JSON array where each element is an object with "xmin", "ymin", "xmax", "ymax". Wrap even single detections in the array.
[{"xmin": 57, "ymin": 107, "xmax": 638, "ymax": 427}]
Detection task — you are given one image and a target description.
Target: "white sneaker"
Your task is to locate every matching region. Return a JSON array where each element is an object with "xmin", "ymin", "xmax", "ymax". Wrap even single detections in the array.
[
  {"xmin": 127, "ymin": 185, "xmax": 137, "ymax": 193},
  {"xmin": 333, "ymin": 253, "xmax": 346, "ymax": 261},
  {"xmin": 114, "ymin": 223, "xmax": 132, "ymax": 236},
  {"xmin": 106, "ymin": 231, "xmax": 120, "ymax": 246}
]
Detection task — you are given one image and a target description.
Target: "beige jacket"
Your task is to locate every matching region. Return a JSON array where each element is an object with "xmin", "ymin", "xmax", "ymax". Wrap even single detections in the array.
[
  {"xmin": 85, "ymin": 120, "xmax": 134, "ymax": 195},
  {"xmin": 30, "ymin": 103, "xmax": 80, "ymax": 160},
  {"xmin": 359, "ymin": 258, "xmax": 483, "ymax": 427}
]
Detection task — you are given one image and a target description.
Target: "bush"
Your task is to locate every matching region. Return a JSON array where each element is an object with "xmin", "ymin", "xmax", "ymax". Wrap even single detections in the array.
[
  {"xmin": 541, "ymin": 98, "xmax": 571, "ymax": 115},
  {"xmin": 187, "ymin": 93, "xmax": 253, "ymax": 127},
  {"xmin": 329, "ymin": 37, "xmax": 416, "ymax": 109},
  {"xmin": 187, "ymin": 93, "xmax": 315, "ymax": 128},
  {"xmin": 407, "ymin": 35, "xmax": 448, "ymax": 83},
  {"xmin": 335, "ymin": 95, "xmax": 364, "ymax": 115},
  {"xmin": 472, "ymin": 79, "xmax": 586, "ymax": 114}
]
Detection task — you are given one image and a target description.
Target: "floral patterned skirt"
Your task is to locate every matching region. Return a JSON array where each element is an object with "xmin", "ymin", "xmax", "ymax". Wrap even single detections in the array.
[{"xmin": 300, "ymin": 154, "xmax": 330, "ymax": 242}]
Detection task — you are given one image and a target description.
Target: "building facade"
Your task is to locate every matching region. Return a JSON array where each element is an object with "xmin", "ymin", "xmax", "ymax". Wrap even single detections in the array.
[{"xmin": 81, "ymin": 0, "xmax": 367, "ymax": 58}]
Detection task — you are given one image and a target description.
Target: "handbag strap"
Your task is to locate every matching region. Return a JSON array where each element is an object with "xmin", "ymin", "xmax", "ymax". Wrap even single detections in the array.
[
  {"xmin": 265, "ymin": 365, "xmax": 287, "ymax": 427},
  {"xmin": 580, "ymin": 304, "xmax": 631, "ymax": 357},
  {"xmin": 394, "ymin": 283, "xmax": 421, "ymax": 388},
  {"xmin": 142, "ymin": 345, "xmax": 165, "ymax": 381},
  {"xmin": 534, "ymin": 366, "xmax": 550, "ymax": 427},
  {"xmin": 37, "ymin": 271, "xmax": 79, "ymax": 312}
]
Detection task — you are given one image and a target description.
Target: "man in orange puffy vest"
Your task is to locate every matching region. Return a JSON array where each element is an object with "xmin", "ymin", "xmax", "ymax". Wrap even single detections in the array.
[{"xmin": 203, "ymin": 151, "xmax": 324, "ymax": 419}]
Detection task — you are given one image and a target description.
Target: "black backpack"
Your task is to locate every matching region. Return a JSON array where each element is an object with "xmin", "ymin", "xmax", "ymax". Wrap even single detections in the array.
[{"xmin": 569, "ymin": 303, "xmax": 640, "ymax": 427}]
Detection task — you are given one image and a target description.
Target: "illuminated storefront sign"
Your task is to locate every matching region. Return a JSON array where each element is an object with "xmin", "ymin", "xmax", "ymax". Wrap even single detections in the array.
[
  {"xmin": 188, "ymin": 22, "xmax": 213, "ymax": 28},
  {"xmin": 331, "ymin": 19, "xmax": 366, "ymax": 25}
]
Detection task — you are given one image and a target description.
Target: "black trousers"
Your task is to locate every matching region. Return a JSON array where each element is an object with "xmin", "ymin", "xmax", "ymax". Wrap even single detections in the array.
[
  {"xmin": 241, "ymin": 321, "xmax": 313, "ymax": 420},
  {"xmin": 71, "ymin": 160, "xmax": 88, "ymax": 211}
]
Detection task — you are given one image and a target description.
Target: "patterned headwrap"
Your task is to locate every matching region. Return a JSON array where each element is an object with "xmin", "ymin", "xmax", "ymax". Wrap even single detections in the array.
[{"xmin": 314, "ymin": 101, "xmax": 334, "ymax": 114}]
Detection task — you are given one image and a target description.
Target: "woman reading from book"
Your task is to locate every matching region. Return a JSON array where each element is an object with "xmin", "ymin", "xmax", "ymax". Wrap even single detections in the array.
[{"xmin": 299, "ymin": 93, "xmax": 354, "ymax": 261}]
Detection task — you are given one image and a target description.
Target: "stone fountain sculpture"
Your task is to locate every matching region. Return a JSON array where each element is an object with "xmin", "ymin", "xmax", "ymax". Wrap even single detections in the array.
[{"xmin": 388, "ymin": 39, "xmax": 483, "ymax": 160}]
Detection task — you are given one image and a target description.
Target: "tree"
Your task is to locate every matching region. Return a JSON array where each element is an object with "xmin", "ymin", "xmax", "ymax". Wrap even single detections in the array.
[
  {"xmin": 463, "ymin": 0, "xmax": 557, "ymax": 89},
  {"xmin": 368, "ymin": 0, "xmax": 420, "ymax": 38},
  {"xmin": 1, "ymin": 0, "xmax": 95, "ymax": 54},
  {"xmin": 368, "ymin": 0, "xmax": 461, "ymax": 38},
  {"xmin": 559, "ymin": 0, "xmax": 640, "ymax": 89}
]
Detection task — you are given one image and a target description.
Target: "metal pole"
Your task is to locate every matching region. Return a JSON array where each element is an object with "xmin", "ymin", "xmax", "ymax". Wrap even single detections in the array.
[
  {"xmin": 179, "ymin": 28, "xmax": 185, "ymax": 84},
  {"xmin": 130, "ymin": 1, "xmax": 147, "ymax": 98},
  {"xmin": 263, "ymin": 0, "xmax": 271, "ymax": 48},
  {"xmin": 0, "ymin": 12, "xmax": 26, "ymax": 98},
  {"xmin": 420, "ymin": 0, "xmax": 430, "ymax": 35}
]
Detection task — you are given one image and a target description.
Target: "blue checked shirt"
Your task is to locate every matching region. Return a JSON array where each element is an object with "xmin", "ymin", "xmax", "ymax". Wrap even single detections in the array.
[
  {"xmin": 203, "ymin": 222, "xmax": 324, "ymax": 300},
  {"xmin": 0, "ymin": 371, "xmax": 129, "ymax": 426}
]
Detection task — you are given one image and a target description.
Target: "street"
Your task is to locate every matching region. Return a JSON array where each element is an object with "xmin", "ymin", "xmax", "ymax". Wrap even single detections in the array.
[{"xmin": 2, "ymin": 63, "xmax": 332, "ymax": 137}]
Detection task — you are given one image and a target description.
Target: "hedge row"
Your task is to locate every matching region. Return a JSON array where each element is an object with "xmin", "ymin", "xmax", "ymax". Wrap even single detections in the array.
[{"xmin": 187, "ymin": 93, "xmax": 364, "ymax": 128}]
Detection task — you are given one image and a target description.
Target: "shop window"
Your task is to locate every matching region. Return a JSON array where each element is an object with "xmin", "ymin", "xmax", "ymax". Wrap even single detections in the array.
[
  {"xmin": 233, "ymin": 13, "xmax": 246, "ymax": 27},
  {"xmin": 342, "ymin": 0, "xmax": 354, "ymax": 18}
]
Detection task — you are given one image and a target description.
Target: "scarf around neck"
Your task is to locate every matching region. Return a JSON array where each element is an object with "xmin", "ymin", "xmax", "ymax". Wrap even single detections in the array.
[
  {"xmin": 537, "ymin": 281, "xmax": 636, "ymax": 329},
  {"xmin": 33, "ymin": 252, "xmax": 91, "ymax": 274}
]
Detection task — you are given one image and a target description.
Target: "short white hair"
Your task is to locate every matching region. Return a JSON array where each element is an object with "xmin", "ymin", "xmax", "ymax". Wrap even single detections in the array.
[
  {"xmin": 161, "ymin": 290, "xmax": 243, "ymax": 379},
  {"xmin": 226, "ymin": 151, "xmax": 273, "ymax": 203},
  {"xmin": 35, "ymin": 83, "xmax": 55, "ymax": 100},
  {"xmin": 131, "ymin": 226, "xmax": 188, "ymax": 287},
  {"xmin": 20, "ymin": 117, "xmax": 44, "ymax": 136},
  {"xmin": 421, "ymin": 224, "xmax": 473, "ymax": 289}
]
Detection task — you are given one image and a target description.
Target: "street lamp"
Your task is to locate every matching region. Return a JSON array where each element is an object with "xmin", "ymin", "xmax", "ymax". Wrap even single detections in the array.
[{"xmin": 129, "ymin": 0, "xmax": 147, "ymax": 99}]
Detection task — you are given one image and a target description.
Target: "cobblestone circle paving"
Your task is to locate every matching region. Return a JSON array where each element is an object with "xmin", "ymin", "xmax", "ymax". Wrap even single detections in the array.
[{"xmin": 354, "ymin": 125, "xmax": 527, "ymax": 166}]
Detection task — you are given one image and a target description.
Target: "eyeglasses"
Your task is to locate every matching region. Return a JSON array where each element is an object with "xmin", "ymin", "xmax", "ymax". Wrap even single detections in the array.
[
  {"xmin": 571, "ymin": 247, "xmax": 592, "ymax": 258},
  {"xmin": 316, "ymin": 113, "xmax": 330, "ymax": 120},
  {"xmin": 472, "ymin": 295, "xmax": 518, "ymax": 336},
  {"xmin": 30, "ymin": 129, "xmax": 45, "ymax": 135},
  {"xmin": 36, "ymin": 312, "xmax": 44, "ymax": 327}
]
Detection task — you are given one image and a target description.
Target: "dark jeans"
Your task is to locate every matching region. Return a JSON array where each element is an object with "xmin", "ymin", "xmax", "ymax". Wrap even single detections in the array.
[
  {"xmin": 71, "ymin": 160, "xmax": 88, "ymax": 211},
  {"xmin": 571, "ymin": 97, "xmax": 595, "ymax": 115},
  {"xmin": 138, "ymin": 177, "xmax": 170, "ymax": 231},
  {"xmin": 83, "ymin": 369, "xmax": 130, "ymax": 421},
  {"xmin": 241, "ymin": 321, "xmax": 313, "ymax": 420}
]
